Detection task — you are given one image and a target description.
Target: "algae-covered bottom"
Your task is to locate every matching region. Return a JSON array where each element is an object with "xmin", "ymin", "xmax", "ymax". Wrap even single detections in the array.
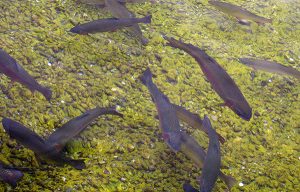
[{"xmin": 0, "ymin": 0, "xmax": 299, "ymax": 191}]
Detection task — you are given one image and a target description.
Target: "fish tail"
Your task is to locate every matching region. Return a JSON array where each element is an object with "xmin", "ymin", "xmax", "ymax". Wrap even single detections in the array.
[
  {"xmin": 219, "ymin": 172, "xmax": 237, "ymax": 190},
  {"xmin": 140, "ymin": 67, "xmax": 153, "ymax": 85},
  {"xmin": 1, "ymin": 169, "xmax": 24, "ymax": 187},
  {"xmin": 141, "ymin": 15, "xmax": 152, "ymax": 24},
  {"xmin": 102, "ymin": 106, "xmax": 124, "ymax": 118},
  {"xmin": 39, "ymin": 86, "xmax": 52, "ymax": 101},
  {"xmin": 68, "ymin": 159, "xmax": 86, "ymax": 170}
]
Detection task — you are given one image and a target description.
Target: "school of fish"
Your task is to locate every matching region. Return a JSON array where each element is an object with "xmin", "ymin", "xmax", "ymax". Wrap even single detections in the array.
[{"xmin": 0, "ymin": 0, "xmax": 298, "ymax": 191}]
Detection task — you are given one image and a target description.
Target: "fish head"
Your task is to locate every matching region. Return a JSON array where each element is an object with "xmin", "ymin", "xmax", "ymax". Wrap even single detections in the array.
[
  {"xmin": 226, "ymin": 99, "xmax": 252, "ymax": 121},
  {"xmin": 2, "ymin": 118, "xmax": 16, "ymax": 135},
  {"xmin": 162, "ymin": 132, "xmax": 182, "ymax": 152},
  {"xmin": 70, "ymin": 26, "xmax": 85, "ymax": 34}
]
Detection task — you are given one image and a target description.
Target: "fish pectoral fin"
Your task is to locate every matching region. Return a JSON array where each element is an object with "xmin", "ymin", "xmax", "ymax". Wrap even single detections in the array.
[{"xmin": 237, "ymin": 18, "xmax": 251, "ymax": 26}]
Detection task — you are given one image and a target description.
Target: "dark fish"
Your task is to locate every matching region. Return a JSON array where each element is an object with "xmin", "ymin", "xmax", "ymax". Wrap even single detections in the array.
[
  {"xmin": 78, "ymin": 0, "xmax": 146, "ymax": 6},
  {"xmin": 70, "ymin": 15, "xmax": 151, "ymax": 34},
  {"xmin": 0, "ymin": 164, "xmax": 23, "ymax": 187},
  {"xmin": 140, "ymin": 68, "xmax": 182, "ymax": 152},
  {"xmin": 2, "ymin": 118, "xmax": 85, "ymax": 170},
  {"xmin": 172, "ymin": 104, "xmax": 225, "ymax": 144},
  {"xmin": 209, "ymin": 1, "xmax": 272, "ymax": 25},
  {"xmin": 239, "ymin": 58, "xmax": 300, "ymax": 80},
  {"xmin": 164, "ymin": 36, "xmax": 252, "ymax": 121},
  {"xmin": 105, "ymin": 0, "xmax": 149, "ymax": 45},
  {"xmin": 179, "ymin": 131, "xmax": 236, "ymax": 189},
  {"xmin": 46, "ymin": 106, "xmax": 123, "ymax": 152},
  {"xmin": 199, "ymin": 116, "xmax": 221, "ymax": 192},
  {"xmin": 0, "ymin": 48, "xmax": 52, "ymax": 101}
]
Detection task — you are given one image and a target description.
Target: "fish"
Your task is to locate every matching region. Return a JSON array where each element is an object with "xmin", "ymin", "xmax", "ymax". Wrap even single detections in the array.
[
  {"xmin": 2, "ymin": 118, "xmax": 85, "ymax": 170},
  {"xmin": 179, "ymin": 131, "xmax": 236, "ymax": 190},
  {"xmin": 0, "ymin": 164, "xmax": 23, "ymax": 187},
  {"xmin": 78, "ymin": 0, "xmax": 146, "ymax": 6},
  {"xmin": 46, "ymin": 106, "xmax": 123, "ymax": 152},
  {"xmin": 239, "ymin": 58, "xmax": 300, "ymax": 80},
  {"xmin": 172, "ymin": 104, "xmax": 225, "ymax": 144},
  {"xmin": 199, "ymin": 115, "xmax": 221, "ymax": 192},
  {"xmin": 209, "ymin": 1, "xmax": 272, "ymax": 25},
  {"xmin": 0, "ymin": 48, "xmax": 52, "ymax": 101},
  {"xmin": 164, "ymin": 36, "xmax": 252, "ymax": 121},
  {"xmin": 105, "ymin": 0, "xmax": 149, "ymax": 45},
  {"xmin": 140, "ymin": 68, "xmax": 182, "ymax": 152},
  {"xmin": 70, "ymin": 15, "xmax": 151, "ymax": 35}
]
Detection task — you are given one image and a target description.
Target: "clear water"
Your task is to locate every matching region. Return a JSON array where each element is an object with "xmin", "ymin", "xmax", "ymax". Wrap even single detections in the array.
[{"xmin": 0, "ymin": 0, "xmax": 299, "ymax": 191}]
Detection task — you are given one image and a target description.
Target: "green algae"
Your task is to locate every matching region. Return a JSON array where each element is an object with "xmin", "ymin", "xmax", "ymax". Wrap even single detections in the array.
[{"xmin": 0, "ymin": 0, "xmax": 299, "ymax": 191}]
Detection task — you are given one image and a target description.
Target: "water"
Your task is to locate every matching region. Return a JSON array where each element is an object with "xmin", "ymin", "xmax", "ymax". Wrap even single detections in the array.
[{"xmin": 0, "ymin": 0, "xmax": 299, "ymax": 191}]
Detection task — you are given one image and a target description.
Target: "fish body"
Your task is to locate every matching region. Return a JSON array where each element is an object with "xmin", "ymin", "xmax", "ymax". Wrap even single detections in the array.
[
  {"xmin": 172, "ymin": 104, "xmax": 225, "ymax": 144},
  {"xmin": 179, "ymin": 131, "xmax": 236, "ymax": 189},
  {"xmin": 0, "ymin": 49, "xmax": 52, "ymax": 101},
  {"xmin": 105, "ymin": 0, "xmax": 149, "ymax": 45},
  {"xmin": 70, "ymin": 15, "xmax": 151, "ymax": 34},
  {"xmin": 239, "ymin": 58, "xmax": 300, "ymax": 79},
  {"xmin": 2, "ymin": 118, "xmax": 85, "ymax": 170},
  {"xmin": 199, "ymin": 116, "xmax": 220, "ymax": 192},
  {"xmin": 140, "ymin": 68, "xmax": 182, "ymax": 152},
  {"xmin": 209, "ymin": 1, "xmax": 272, "ymax": 25},
  {"xmin": 78, "ymin": 0, "xmax": 146, "ymax": 6},
  {"xmin": 0, "ymin": 164, "xmax": 23, "ymax": 187},
  {"xmin": 164, "ymin": 37, "xmax": 252, "ymax": 121},
  {"xmin": 46, "ymin": 106, "xmax": 123, "ymax": 151}
]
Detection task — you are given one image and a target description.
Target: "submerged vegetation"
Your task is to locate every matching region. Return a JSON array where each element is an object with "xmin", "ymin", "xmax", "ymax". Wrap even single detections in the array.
[{"xmin": 0, "ymin": 0, "xmax": 299, "ymax": 191}]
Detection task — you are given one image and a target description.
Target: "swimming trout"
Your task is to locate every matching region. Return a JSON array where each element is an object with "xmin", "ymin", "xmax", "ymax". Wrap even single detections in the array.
[
  {"xmin": 179, "ymin": 131, "xmax": 236, "ymax": 190},
  {"xmin": 164, "ymin": 36, "xmax": 252, "ymax": 121},
  {"xmin": 78, "ymin": 0, "xmax": 146, "ymax": 6},
  {"xmin": 140, "ymin": 68, "xmax": 182, "ymax": 152},
  {"xmin": 2, "ymin": 118, "xmax": 85, "ymax": 170},
  {"xmin": 105, "ymin": 0, "xmax": 149, "ymax": 45},
  {"xmin": 239, "ymin": 58, "xmax": 300, "ymax": 80},
  {"xmin": 0, "ymin": 48, "xmax": 52, "ymax": 101},
  {"xmin": 209, "ymin": 1, "xmax": 272, "ymax": 25},
  {"xmin": 46, "ymin": 106, "xmax": 123, "ymax": 152},
  {"xmin": 70, "ymin": 15, "xmax": 151, "ymax": 34},
  {"xmin": 172, "ymin": 104, "xmax": 225, "ymax": 144},
  {"xmin": 199, "ymin": 115, "xmax": 221, "ymax": 192}
]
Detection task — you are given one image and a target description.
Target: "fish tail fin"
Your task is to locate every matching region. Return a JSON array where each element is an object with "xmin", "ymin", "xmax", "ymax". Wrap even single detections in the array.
[
  {"xmin": 40, "ymin": 86, "xmax": 52, "ymax": 101},
  {"xmin": 220, "ymin": 172, "xmax": 237, "ymax": 190},
  {"xmin": 2, "ymin": 169, "xmax": 24, "ymax": 187},
  {"xmin": 142, "ymin": 15, "xmax": 152, "ymax": 24},
  {"xmin": 69, "ymin": 159, "xmax": 86, "ymax": 170},
  {"xmin": 140, "ymin": 67, "xmax": 153, "ymax": 85},
  {"xmin": 103, "ymin": 106, "xmax": 124, "ymax": 118}
]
